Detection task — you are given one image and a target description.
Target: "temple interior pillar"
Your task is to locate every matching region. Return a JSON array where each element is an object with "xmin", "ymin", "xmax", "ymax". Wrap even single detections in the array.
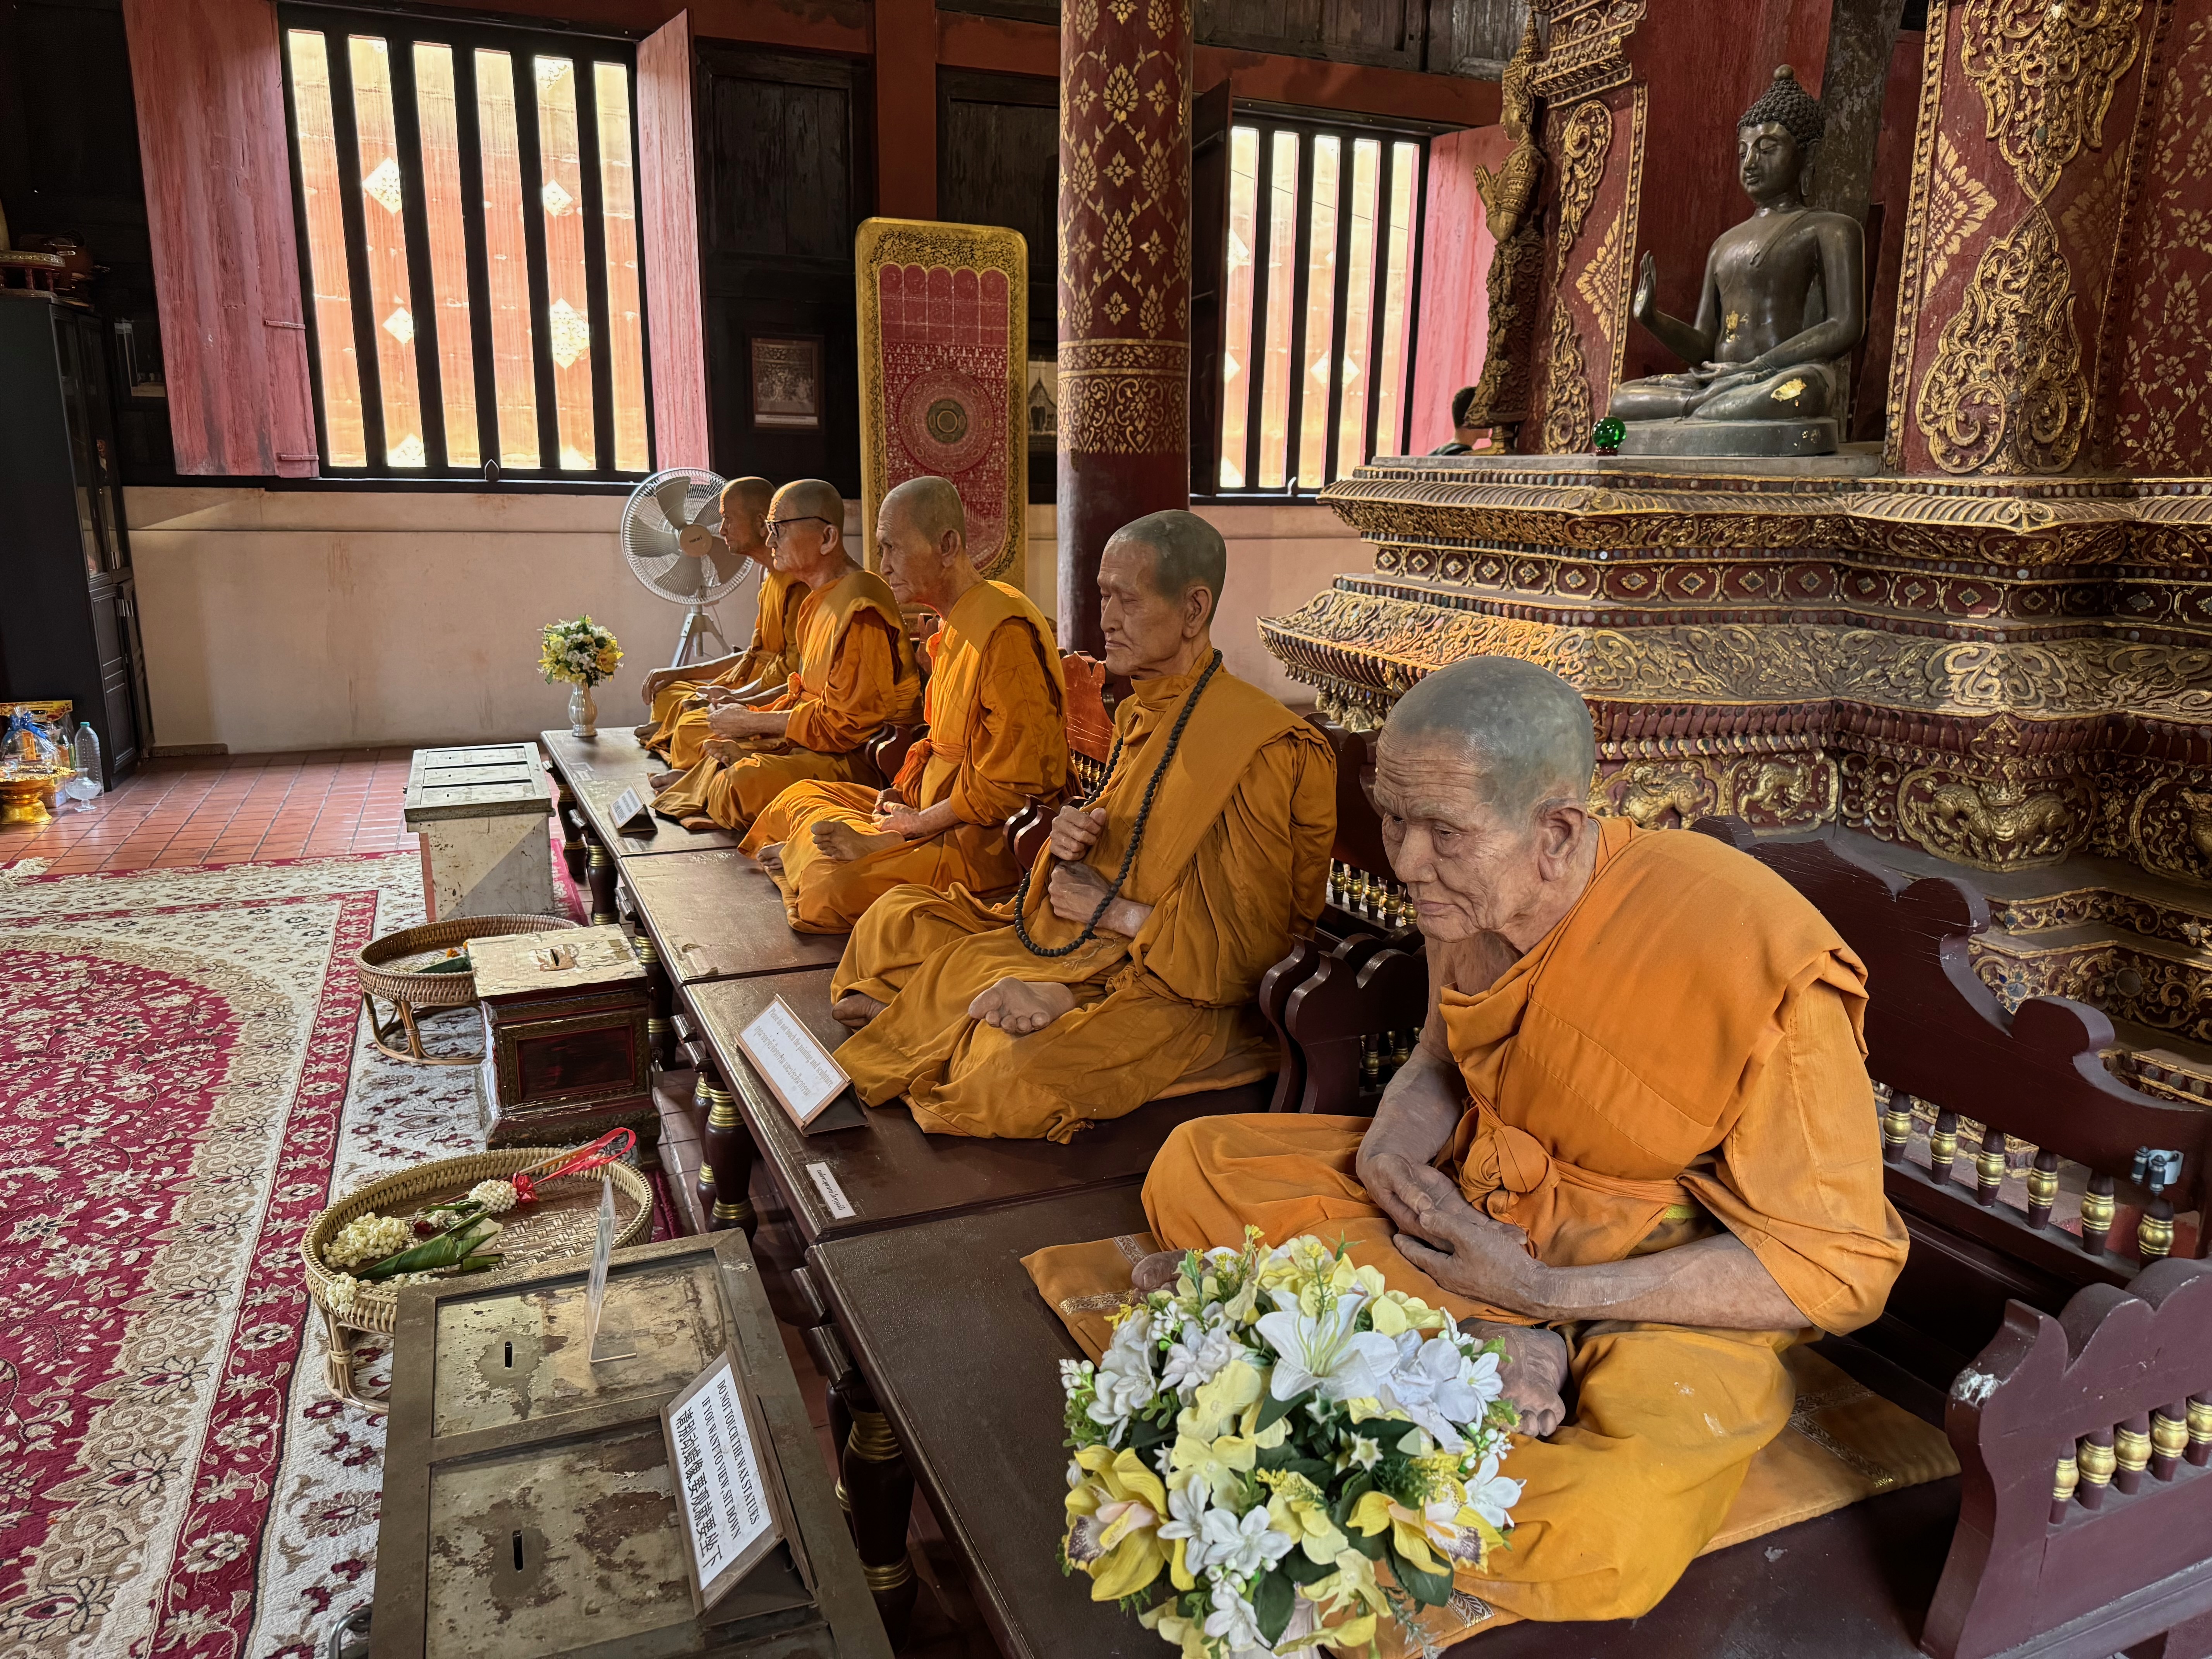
[{"xmin": 1055, "ymin": 0, "xmax": 1194, "ymax": 653}]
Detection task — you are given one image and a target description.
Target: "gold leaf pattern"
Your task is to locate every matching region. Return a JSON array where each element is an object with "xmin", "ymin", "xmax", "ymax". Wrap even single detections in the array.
[
  {"xmin": 1553, "ymin": 100, "xmax": 1614, "ymax": 282},
  {"xmin": 1960, "ymin": 0, "xmax": 2145, "ymax": 202},
  {"xmin": 1574, "ymin": 210, "xmax": 1626, "ymax": 353},
  {"xmin": 1924, "ymin": 135, "xmax": 1998, "ymax": 293},
  {"xmin": 1914, "ymin": 208, "xmax": 2088, "ymax": 474},
  {"xmin": 1540, "ymin": 302, "xmax": 1594, "ymax": 454}
]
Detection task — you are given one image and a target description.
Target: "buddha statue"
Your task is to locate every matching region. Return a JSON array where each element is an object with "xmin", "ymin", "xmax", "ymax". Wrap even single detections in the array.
[{"xmin": 1607, "ymin": 67, "xmax": 1864, "ymax": 458}]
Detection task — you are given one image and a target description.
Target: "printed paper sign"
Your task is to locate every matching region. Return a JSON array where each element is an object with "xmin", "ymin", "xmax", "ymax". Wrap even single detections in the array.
[
  {"xmin": 805, "ymin": 1162, "xmax": 856, "ymax": 1219},
  {"xmin": 605, "ymin": 786, "xmax": 654, "ymax": 835},
  {"xmin": 664, "ymin": 1352, "xmax": 781, "ymax": 1604},
  {"xmin": 736, "ymin": 997, "xmax": 851, "ymax": 1127}
]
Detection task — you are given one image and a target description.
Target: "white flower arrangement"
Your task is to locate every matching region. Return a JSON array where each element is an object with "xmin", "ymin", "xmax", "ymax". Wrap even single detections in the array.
[
  {"xmin": 1060, "ymin": 1231, "xmax": 1523, "ymax": 1657},
  {"xmin": 539, "ymin": 617, "xmax": 623, "ymax": 688}
]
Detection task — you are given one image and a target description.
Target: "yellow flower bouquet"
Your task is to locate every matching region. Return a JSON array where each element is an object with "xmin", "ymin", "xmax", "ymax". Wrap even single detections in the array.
[
  {"xmin": 538, "ymin": 615, "xmax": 623, "ymax": 687},
  {"xmin": 1060, "ymin": 1230, "xmax": 1523, "ymax": 1656}
]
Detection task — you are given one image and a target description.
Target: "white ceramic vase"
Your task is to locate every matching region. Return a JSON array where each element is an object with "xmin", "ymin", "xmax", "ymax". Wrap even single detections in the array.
[{"xmin": 568, "ymin": 682, "xmax": 598, "ymax": 738}]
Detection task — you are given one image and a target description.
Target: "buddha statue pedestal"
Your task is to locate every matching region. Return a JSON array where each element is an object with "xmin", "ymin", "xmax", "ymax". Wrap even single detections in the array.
[{"xmin": 1614, "ymin": 412, "xmax": 1841, "ymax": 460}]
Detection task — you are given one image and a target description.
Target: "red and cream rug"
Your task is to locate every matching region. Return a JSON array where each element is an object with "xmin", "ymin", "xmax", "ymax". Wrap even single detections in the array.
[{"xmin": 0, "ymin": 851, "xmax": 627, "ymax": 1658}]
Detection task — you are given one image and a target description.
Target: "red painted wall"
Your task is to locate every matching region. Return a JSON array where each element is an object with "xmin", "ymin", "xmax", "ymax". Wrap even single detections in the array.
[
  {"xmin": 1851, "ymin": 28, "xmax": 1923, "ymax": 446},
  {"xmin": 1409, "ymin": 124, "xmax": 1510, "ymax": 453}
]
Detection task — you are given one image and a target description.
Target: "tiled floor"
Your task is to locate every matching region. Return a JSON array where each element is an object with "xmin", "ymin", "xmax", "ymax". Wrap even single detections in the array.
[{"xmin": 0, "ymin": 749, "xmax": 418, "ymax": 873}]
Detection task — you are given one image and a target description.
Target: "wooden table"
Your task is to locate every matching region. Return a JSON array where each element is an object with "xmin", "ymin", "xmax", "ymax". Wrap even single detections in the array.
[
  {"xmin": 808, "ymin": 1186, "xmax": 1966, "ymax": 1659},
  {"xmin": 539, "ymin": 730, "xmax": 740, "ymax": 924}
]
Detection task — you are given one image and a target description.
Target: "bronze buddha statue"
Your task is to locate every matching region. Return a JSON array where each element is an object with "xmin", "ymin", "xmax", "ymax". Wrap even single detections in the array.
[{"xmin": 1608, "ymin": 67, "xmax": 1865, "ymax": 458}]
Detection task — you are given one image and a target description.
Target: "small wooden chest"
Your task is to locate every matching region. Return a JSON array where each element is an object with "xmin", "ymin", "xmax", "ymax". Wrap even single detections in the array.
[
  {"xmin": 373, "ymin": 1231, "xmax": 889, "ymax": 1658},
  {"xmin": 471, "ymin": 924, "xmax": 659, "ymax": 1161},
  {"xmin": 403, "ymin": 743, "xmax": 556, "ymax": 922}
]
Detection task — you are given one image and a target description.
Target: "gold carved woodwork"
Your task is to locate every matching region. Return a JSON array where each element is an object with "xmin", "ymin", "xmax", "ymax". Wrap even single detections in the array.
[
  {"xmin": 1923, "ymin": 135, "xmax": 1999, "ymax": 293},
  {"xmin": 1539, "ymin": 302, "xmax": 1594, "ymax": 454},
  {"xmin": 1898, "ymin": 769, "xmax": 2089, "ymax": 867},
  {"xmin": 1588, "ymin": 754, "xmax": 1838, "ymax": 833},
  {"xmin": 1530, "ymin": 0, "xmax": 1647, "ymax": 103},
  {"xmin": 1960, "ymin": 0, "xmax": 2144, "ymax": 203},
  {"xmin": 1472, "ymin": 13, "xmax": 1542, "ymax": 245},
  {"xmin": 1884, "ymin": 10, "xmax": 1956, "ymax": 471},
  {"xmin": 1913, "ymin": 208, "xmax": 2090, "ymax": 474},
  {"xmin": 1552, "ymin": 100, "xmax": 1614, "ymax": 282}
]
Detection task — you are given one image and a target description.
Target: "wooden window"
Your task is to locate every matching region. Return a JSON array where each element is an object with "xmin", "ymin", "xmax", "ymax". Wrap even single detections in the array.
[
  {"xmin": 276, "ymin": 7, "xmax": 651, "ymax": 479},
  {"xmin": 1209, "ymin": 109, "xmax": 1430, "ymax": 497}
]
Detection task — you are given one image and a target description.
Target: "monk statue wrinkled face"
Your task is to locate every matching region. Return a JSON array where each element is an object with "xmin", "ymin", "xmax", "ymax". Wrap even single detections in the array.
[
  {"xmin": 1374, "ymin": 659, "xmax": 1599, "ymax": 953},
  {"xmin": 876, "ymin": 476, "xmax": 968, "ymax": 611},
  {"xmin": 1097, "ymin": 512, "xmax": 1225, "ymax": 680},
  {"xmin": 718, "ymin": 477, "xmax": 774, "ymax": 564}
]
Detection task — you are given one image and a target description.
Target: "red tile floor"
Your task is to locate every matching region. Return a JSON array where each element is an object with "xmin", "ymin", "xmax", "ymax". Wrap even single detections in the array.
[
  {"xmin": 4, "ymin": 747, "xmax": 993, "ymax": 1653},
  {"xmin": 0, "ymin": 749, "xmax": 420, "ymax": 873}
]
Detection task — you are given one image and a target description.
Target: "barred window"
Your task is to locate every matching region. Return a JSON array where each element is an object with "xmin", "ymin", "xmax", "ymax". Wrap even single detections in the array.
[
  {"xmin": 1214, "ymin": 114, "xmax": 1426, "ymax": 494},
  {"xmin": 279, "ymin": 6, "xmax": 651, "ymax": 478}
]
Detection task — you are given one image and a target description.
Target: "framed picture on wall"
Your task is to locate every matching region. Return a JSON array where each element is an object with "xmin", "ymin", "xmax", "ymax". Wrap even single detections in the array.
[
  {"xmin": 1025, "ymin": 359, "xmax": 1057, "ymax": 452},
  {"xmin": 751, "ymin": 337, "xmax": 824, "ymax": 431}
]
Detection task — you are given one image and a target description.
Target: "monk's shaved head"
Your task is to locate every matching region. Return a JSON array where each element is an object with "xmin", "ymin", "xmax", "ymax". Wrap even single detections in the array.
[
  {"xmin": 721, "ymin": 475, "xmax": 773, "ymax": 515},
  {"xmin": 1109, "ymin": 510, "xmax": 1226, "ymax": 625},
  {"xmin": 776, "ymin": 477, "xmax": 845, "ymax": 527},
  {"xmin": 882, "ymin": 475, "xmax": 965, "ymax": 546},
  {"xmin": 1384, "ymin": 657, "xmax": 1596, "ymax": 819}
]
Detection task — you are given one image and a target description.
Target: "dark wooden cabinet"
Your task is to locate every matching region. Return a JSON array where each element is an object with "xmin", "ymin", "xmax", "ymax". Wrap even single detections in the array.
[{"xmin": 0, "ymin": 292, "xmax": 150, "ymax": 786}]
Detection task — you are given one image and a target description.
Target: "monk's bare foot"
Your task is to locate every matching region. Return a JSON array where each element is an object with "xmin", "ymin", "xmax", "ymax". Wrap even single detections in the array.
[
  {"xmin": 832, "ymin": 993, "xmax": 885, "ymax": 1029},
  {"xmin": 755, "ymin": 842, "xmax": 785, "ymax": 872},
  {"xmin": 969, "ymin": 977, "xmax": 1077, "ymax": 1035},
  {"xmin": 649, "ymin": 770, "xmax": 682, "ymax": 792},
  {"xmin": 680, "ymin": 815, "xmax": 718, "ymax": 833},
  {"xmin": 812, "ymin": 820, "xmax": 902, "ymax": 864},
  {"xmin": 1131, "ymin": 1249, "xmax": 1185, "ymax": 1293},
  {"xmin": 632, "ymin": 721, "xmax": 658, "ymax": 741}
]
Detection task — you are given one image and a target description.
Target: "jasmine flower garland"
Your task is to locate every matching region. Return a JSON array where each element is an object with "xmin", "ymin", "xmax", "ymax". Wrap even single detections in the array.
[{"xmin": 1059, "ymin": 1230, "xmax": 1525, "ymax": 1657}]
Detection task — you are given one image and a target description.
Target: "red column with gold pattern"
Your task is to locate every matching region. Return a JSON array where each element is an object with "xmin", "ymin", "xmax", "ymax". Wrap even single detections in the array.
[{"xmin": 1056, "ymin": 0, "xmax": 1193, "ymax": 652}]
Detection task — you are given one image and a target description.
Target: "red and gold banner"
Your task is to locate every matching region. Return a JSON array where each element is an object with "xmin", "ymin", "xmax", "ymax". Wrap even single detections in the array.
[{"xmin": 855, "ymin": 217, "xmax": 1028, "ymax": 584}]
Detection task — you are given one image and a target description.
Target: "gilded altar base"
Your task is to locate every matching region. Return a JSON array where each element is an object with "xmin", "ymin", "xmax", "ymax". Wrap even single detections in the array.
[{"xmin": 1262, "ymin": 453, "xmax": 2212, "ymax": 1065}]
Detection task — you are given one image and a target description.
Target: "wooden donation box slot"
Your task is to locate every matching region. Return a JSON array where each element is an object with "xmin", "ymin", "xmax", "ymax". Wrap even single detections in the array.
[
  {"xmin": 472, "ymin": 925, "xmax": 658, "ymax": 1158},
  {"xmin": 373, "ymin": 1231, "xmax": 888, "ymax": 1658},
  {"xmin": 403, "ymin": 744, "xmax": 557, "ymax": 922}
]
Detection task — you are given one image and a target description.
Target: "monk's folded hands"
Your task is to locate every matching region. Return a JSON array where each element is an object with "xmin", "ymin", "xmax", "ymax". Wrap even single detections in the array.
[{"xmin": 1047, "ymin": 860, "xmax": 1149, "ymax": 936}]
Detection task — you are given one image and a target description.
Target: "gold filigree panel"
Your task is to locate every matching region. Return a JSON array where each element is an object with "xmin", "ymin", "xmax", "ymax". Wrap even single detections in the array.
[
  {"xmin": 1539, "ymin": 302, "xmax": 1594, "ymax": 454},
  {"xmin": 1913, "ymin": 207, "xmax": 2089, "ymax": 474},
  {"xmin": 1924, "ymin": 135, "xmax": 1998, "ymax": 292},
  {"xmin": 1530, "ymin": 0, "xmax": 1647, "ymax": 102},
  {"xmin": 1058, "ymin": 337, "xmax": 1190, "ymax": 455},
  {"xmin": 1575, "ymin": 211, "xmax": 1626, "ymax": 357},
  {"xmin": 1553, "ymin": 100, "xmax": 1613, "ymax": 282},
  {"xmin": 1960, "ymin": 0, "xmax": 2144, "ymax": 203}
]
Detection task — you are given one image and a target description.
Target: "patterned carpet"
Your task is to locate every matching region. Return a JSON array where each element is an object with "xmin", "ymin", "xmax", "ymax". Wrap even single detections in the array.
[{"xmin": 0, "ymin": 850, "xmax": 638, "ymax": 1658}]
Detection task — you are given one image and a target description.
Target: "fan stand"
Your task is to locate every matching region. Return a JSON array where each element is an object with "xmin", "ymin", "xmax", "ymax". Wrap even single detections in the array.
[{"xmin": 669, "ymin": 601, "xmax": 732, "ymax": 669}]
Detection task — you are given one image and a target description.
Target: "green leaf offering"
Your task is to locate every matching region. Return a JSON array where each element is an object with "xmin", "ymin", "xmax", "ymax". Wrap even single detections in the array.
[{"xmin": 359, "ymin": 1216, "xmax": 503, "ymax": 1281}]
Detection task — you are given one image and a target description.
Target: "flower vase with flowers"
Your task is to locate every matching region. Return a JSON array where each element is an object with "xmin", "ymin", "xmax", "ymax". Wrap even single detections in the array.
[{"xmin": 539, "ymin": 616, "xmax": 624, "ymax": 736}]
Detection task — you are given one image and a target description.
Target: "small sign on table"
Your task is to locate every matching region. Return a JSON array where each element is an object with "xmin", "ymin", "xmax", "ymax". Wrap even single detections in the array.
[
  {"xmin": 662, "ymin": 1351, "xmax": 785, "ymax": 1610},
  {"xmin": 586, "ymin": 1173, "xmax": 635, "ymax": 1364},
  {"xmin": 733, "ymin": 996, "xmax": 859, "ymax": 1131},
  {"xmin": 606, "ymin": 786, "xmax": 655, "ymax": 836}
]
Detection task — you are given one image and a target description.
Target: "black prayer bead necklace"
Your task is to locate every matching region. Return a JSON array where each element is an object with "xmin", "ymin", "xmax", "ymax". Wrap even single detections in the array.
[{"xmin": 1011, "ymin": 649, "xmax": 1223, "ymax": 959}]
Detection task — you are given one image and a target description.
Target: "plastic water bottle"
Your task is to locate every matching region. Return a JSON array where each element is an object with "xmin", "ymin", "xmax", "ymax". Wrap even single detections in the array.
[{"xmin": 70, "ymin": 725, "xmax": 103, "ymax": 809}]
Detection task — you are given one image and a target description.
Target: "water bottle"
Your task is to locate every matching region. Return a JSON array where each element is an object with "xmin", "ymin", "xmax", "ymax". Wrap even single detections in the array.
[{"xmin": 71, "ymin": 725, "xmax": 103, "ymax": 808}]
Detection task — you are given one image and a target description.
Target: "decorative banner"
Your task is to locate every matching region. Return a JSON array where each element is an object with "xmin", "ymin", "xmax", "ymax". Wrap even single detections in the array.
[{"xmin": 855, "ymin": 217, "xmax": 1028, "ymax": 584}]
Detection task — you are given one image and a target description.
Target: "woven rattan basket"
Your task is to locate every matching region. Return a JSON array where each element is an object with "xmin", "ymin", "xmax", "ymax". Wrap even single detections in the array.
[
  {"xmin": 356, "ymin": 912, "xmax": 577, "ymax": 1063},
  {"xmin": 301, "ymin": 1146, "xmax": 652, "ymax": 1409}
]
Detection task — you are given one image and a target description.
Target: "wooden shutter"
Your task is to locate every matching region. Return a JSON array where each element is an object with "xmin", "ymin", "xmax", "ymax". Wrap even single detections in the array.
[
  {"xmin": 637, "ymin": 10, "xmax": 711, "ymax": 471},
  {"xmin": 1187, "ymin": 78, "xmax": 1232, "ymax": 496},
  {"xmin": 121, "ymin": 0, "xmax": 318, "ymax": 477}
]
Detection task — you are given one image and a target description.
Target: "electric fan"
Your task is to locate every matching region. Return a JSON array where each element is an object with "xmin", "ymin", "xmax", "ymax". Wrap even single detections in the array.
[{"xmin": 619, "ymin": 467, "xmax": 758, "ymax": 667}]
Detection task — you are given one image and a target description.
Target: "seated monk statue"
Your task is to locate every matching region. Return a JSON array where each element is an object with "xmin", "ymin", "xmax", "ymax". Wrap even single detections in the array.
[
  {"xmin": 741, "ymin": 475, "xmax": 1070, "ymax": 932},
  {"xmin": 1135, "ymin": 655, "xmax": 1908, "ymax": 1623},
  {"xmin": 826, "ymin": 509, "xmax": 1336, "ymax": 1142},
  {"xmin": 633, "ymin": 476, "xmax": 811, "ymax": 766},
  {"xmin": 651, "ymin": 479, "xmax": 921, "ymax": 833},
  {"xmin": 1607, "ymin": 66, "xmax": 1863, "ymax": 456}
]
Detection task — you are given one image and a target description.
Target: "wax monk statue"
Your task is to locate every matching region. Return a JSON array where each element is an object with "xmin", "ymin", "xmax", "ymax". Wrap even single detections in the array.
[
  {"xmin": 634, "ymin": 477, "xmax": 810, "ymax": 769},
  {"xmin": 1137, "ymin": 657, "xmax": 1908, "ymax": 1623},
  {"xmin": 652, "ymin": 480, "xmax": 921, "ymax": 833},
  {"xmin": 828, "ymin": 510, "xmax": 1336, "ymax": 1142},
  {"xmin": 742, "ymin": 476, "xmax": 1069, "ymax": 932}
]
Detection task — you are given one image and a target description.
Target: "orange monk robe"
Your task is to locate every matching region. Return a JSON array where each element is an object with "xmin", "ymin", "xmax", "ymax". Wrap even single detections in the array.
[
  {"xmin": 1143, "ymin": 819, "xmax": 1909, "ymax": 1624},
  {"xmin": 643, "ymin": 568, "xmax": 811, "ymax": 768},
  {"xmin": 738, "ymin": 580, "xmax": 1070, "ymax": 932},
  {"xmin": 830, "ymin": 666, "xmax": 1335, "ymax": 1142},
  {"xmin": 651, "ymin": 567, "xmax": 921, "ymax": 833}
]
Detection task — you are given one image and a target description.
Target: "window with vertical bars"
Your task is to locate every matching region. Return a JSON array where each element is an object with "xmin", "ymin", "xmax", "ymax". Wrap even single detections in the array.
[
  {"xmin": 278, "ymin": 7, "xmax": 651, "ymax": 479},
  {"xmin": 1213, "ymin": 115, "xmax": 1427, "ymax": 495}
]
